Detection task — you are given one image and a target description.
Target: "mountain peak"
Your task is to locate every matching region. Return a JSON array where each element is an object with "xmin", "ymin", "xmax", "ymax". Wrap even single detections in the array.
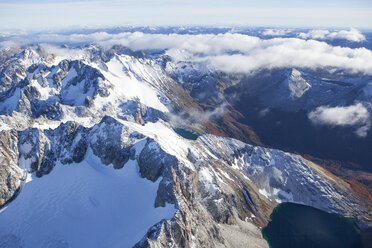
[{"xmin": 286, "ymin": 68, "xmax": 312, "ymax": 98}]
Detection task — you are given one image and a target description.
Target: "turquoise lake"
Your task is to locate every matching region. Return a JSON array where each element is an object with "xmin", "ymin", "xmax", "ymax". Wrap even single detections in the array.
[{"xmin": 173, "ymin": 128, "xmax": 199, "ymax": 140}]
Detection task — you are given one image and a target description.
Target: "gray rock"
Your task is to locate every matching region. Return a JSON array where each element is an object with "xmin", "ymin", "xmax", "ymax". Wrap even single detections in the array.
[
  {"xmin": 138, "ymin": 138, "xmax": 178, "ymax": 182},
  {"xmin": 0, "ymin": 130, "xmax": 21, "ymax": 207},
  {"xmin": 89, "ymin": 116, "xmax": 133, "ymax": 169}
]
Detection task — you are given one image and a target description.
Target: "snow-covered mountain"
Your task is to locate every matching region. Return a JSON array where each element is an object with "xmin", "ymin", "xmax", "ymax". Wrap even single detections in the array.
[{"xmin": 0, "ymin": 45, "xmax": 371, "ymax": 248}]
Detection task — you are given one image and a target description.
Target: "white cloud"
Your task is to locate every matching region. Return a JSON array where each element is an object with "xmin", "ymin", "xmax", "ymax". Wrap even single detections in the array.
[
  {"xmin": 262, "ymin": 29, "xmax": 289, "ymax": 36},
  {"xmin": 259, "ymin": 108, "xmax": 270, "ymax": 117},
  {"xmin": 168, "ymin": 102, "xmax": 227, "ymax": 126},
  {"xmin": 299, "ymin": 30, "xmax": 330, "ymax": 40},
  {"xmin": 299, "ymin": 28, "xmax": 366, "ymax": 42},
  {"xmin": 308, "ymin": 103, "xmax": 371, "ymax": 137},
  {"xmin": 38, "ymin": 43, "xmax": 89, "ymax": 59}
]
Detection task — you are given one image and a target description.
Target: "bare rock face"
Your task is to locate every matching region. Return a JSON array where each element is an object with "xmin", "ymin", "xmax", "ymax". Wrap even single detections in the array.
[
  {"xmin": 138, "ymin": 138, "xmax": 178, "ymax": 182},
  {"xmin": 18, "ymin": 128, "xmax": 48, "ymax": 175},
  {"xmin": 138, "ymin": 138, "xmax": 179, "ymax": 207},
  {"xmin": 89, "ymin": 116, "xmax": 133, "ymax": 169},
  {"xmin": 17, "ymin": 122, "xmax": 90, "ymax": 177},
  {"xmin": 0, "ymin": 130, "xmax": 22, "ymax": 206},
  {"xmin": 44, "ymin": 121, "xmax": 88, "ymax": 165},
  {"xmin": 118, "ymin": 100, "xmax": 166, "ymax": 124},
  {"xmin": 17, "ymin": 117, "xmax": 139, "ymax": 178}
]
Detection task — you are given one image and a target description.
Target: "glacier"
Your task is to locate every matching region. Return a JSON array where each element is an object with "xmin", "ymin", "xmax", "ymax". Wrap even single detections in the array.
[{"xmin": 0, "ymin": 148, "xmax": 175, "ymax": 248}]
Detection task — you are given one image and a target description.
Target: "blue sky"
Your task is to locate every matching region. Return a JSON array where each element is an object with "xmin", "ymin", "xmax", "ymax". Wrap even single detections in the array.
[{"xmin": 1, "ymin": 0, "xmax": 372, "ymax": 31}]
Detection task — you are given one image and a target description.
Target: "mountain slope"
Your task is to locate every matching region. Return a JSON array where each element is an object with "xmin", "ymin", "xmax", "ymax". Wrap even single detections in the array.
[{"xmin": 0, "ymin": 46, "xmax": 371, "ymax": 247}]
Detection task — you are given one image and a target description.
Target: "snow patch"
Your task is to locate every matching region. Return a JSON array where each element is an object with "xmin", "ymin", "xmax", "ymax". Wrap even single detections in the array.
[
  {"xmin": 199, "ymin": 167, "xmax": 221, "ymax": 196},
  {"xmin": 92, "ymin": 55, "xmax": 168, "ymax": 113}
]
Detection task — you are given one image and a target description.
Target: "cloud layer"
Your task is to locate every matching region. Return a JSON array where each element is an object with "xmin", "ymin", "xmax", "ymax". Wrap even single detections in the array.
[
  {"xmin": 1, "ymin": 30, "xmax": 372, "ymax": 75},
  {"xmin": 308, "ymin": 103, "xmax": 371, "ymax": 137},
  {"xmin": 299, "ymin": 28, "xmax": 366, "ymax": 42}
]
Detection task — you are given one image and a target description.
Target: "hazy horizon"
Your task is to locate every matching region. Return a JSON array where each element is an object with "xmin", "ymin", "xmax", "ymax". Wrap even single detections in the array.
[{"xmin": 1, "ymin": 0, "xmax": 372, "ymax": 31}]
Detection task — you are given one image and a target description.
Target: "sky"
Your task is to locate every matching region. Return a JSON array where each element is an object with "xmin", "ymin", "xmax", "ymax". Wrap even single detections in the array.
[{"xmin": 0, "ymin": 0, "xmax": 372, "ymax": 31}]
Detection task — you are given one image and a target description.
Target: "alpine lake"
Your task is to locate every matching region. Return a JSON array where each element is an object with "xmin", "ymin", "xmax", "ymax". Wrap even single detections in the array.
[
  {"xmin": 262, "ymin": 202, "xmax": 364, "ymax": 248},
  {"xmin": 173, "ymin": 127, "xmax": 199, "ymax": 140}
]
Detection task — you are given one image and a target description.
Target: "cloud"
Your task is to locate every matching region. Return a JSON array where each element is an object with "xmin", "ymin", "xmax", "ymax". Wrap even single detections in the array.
[
  {"xmin": 258, "ymin": 108, "xmax": 270, "ymax": 117},
  {"xmin": 190, "ymin": 103, "xmax": 227, "ymax": 123},
  {"xmin": 38, "ymin": 43, "xmax": 89, "ymax": 59},
  {"xmin": 168, "ymin": 102, "xmax": 228, "ymax": 127},
  {"xmin": 1, "ymin": 30, "xmax": 372, "ymax": 75},
  {"xmin": 195, "ymin": 38, "xmax": 372, "ymax": 74},
  {"xmin": 308, "ymin": 103, "xmax": 371, "ymax": 137},
  {"xmin": 299, "ymin": 28, "xmax": 366, "ymax": 42},
  {"xmin": 262, "ymin": 29, "xmax": 289, "ymax": 36}
]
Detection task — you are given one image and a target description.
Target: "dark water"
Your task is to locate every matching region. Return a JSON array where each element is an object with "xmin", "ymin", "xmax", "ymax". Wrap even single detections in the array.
[
  {"xmin": 173, "ymin": 128, "xmax": 199, "ymax": 140},
  {"xmin": 262, "ymin": 203, "xmax": 363, "ymax": 248}
]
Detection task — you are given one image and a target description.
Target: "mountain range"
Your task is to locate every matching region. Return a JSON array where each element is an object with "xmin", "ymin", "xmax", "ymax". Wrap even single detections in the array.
[{"xmin": 0, "ymin": 32, "xmax": 371, "ymax": 247}]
